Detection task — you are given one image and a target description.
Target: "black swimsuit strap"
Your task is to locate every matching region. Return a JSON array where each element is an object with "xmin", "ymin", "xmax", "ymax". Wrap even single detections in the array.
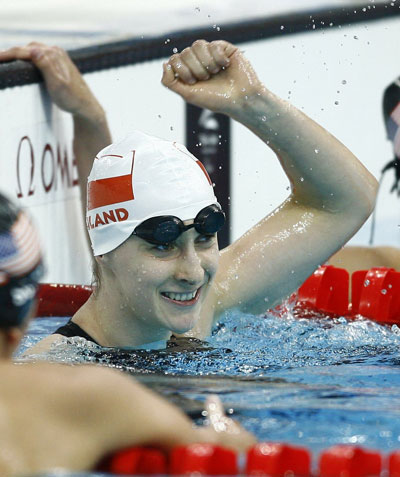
[{"xmin": 54, "ymin": 320, "xmax": 99, "ymax": 345}]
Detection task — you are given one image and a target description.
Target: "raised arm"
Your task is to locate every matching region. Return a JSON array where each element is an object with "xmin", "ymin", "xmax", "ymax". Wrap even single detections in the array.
[
  {"xmin": 162, "ymin": 40, "xmax": 378, "ymax": 320},
  {"xmin": 0, "ymin": 42, "xmax": 111, "ymax": 207}
]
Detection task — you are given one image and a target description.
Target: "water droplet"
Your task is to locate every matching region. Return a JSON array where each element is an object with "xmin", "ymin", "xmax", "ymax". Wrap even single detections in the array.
[
  {"xmin": 334, "ymin": 101, "xmax": 339, "ymax": 105},
  {"xmin": 300, "ymin": 177, "xmax": 304, "ymax": 182},
  {"xmin": 170, "ymin": 126, "xmax": 174, "ymax": 131},
  {"xmin": 280, "ymin": 25, "xmax": 285, "ymax": 30},
  {"xmin": 172, "ymin": 47, "xmax": 178, "ymax": 53},
  {"xmin": 364, "ymin": 280, "xmax": 370, "ymax": 287},
  {"xmin": 381, "ymin": 289, "xmax": 387, "ymax": 295},
  {"xmin": 341, "ymin": 80, "xmax": 347, "ymax": 85},
  {"xmin": 164, "ymin": 38, "xmax": 170, "ymax": 44},
  {"xmin": 195, "ymin": 6, "xmax": 200, "ymax": 12},
  {"xmin": 388, "ymin": 284, "xmax": 393, "ymax": 288},
  {"xmin": 261, "ymin": 115, "xmax": 267, "ymax": 122},
  {"xmin": 353, "ymin": 35, "xmax": 359, "ymax": 40},
  {"xmin": 157, "ymin": 114, "xmax": 162, "ymax": 118},
  {"xmin": 314, "ymin": 149, "xmax": 319, "ymax": 154}
]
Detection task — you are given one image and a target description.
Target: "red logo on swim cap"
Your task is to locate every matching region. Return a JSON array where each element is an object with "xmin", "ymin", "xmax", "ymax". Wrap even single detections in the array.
[{"xmin": 87, "ymin": 152, "xmax": 135, "ymax": 211}]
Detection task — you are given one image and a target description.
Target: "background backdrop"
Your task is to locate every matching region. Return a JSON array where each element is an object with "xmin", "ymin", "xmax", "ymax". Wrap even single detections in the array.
[{"xmin": 0, "ymin": 0, "xmax": 399, "ymax": 284}]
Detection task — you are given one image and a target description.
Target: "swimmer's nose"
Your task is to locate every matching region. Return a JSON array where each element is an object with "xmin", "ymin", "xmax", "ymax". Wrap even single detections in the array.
[{"xmin": 174, "ymin": 245, "xmax": 204, "ymax": 285}]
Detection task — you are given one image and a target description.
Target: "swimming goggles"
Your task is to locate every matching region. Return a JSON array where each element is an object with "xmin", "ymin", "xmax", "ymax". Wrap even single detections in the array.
[{"xmin": 133, "ymin": 204, "xmax": 226, "ymax": 245}]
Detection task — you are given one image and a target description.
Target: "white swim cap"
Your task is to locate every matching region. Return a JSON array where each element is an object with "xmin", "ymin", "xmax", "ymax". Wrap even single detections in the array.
[{"xmin": 86, "ymin": 131, "xmax": 218, "ymax": 256}]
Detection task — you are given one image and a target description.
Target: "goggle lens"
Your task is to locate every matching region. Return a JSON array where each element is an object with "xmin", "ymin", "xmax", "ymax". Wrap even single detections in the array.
[{"xmin": 153, "ymin": 219, "xmax": 181, "ymax": 244}]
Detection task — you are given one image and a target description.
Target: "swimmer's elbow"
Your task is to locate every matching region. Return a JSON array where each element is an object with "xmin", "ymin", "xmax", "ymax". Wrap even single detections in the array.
[
  {"xmin": 347, "ymin": 175, "xmax": 378, "ymax": 223},
  {"xmin": 325, "ymin": 172, "xmax": 378, "ymax": 221}
]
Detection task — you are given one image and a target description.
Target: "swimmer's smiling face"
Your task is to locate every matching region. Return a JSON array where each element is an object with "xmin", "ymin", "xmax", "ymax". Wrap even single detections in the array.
[{"xmin": 104, "ymin": 222, "xmax": 219, "ymax": 336}]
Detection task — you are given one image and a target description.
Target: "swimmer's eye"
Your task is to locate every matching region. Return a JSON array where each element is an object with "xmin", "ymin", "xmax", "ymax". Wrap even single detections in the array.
[
  {"xmin": 152, "ymin": 243, "xmax": 175, "ymax": 252},
  {"xmin": 196, "ymin": 233, "xmax": 216, "ymax": 245}
]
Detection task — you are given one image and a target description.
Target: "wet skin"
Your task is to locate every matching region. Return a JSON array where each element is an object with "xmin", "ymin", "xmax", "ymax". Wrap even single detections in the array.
[{"xmin": 101, "ymin": 224, "xmax": 220, "ymax": 338}]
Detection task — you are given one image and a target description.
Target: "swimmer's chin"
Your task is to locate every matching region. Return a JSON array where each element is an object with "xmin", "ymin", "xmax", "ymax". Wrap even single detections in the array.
[{"xmin": 166, "ymin": 316, "xmax": 199, "ymax": 335}]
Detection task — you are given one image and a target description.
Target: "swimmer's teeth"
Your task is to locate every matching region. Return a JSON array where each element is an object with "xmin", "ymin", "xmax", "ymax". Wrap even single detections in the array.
[{"xmin": 163, "ymin": 291, "xmax": 197, "ymax": 301}]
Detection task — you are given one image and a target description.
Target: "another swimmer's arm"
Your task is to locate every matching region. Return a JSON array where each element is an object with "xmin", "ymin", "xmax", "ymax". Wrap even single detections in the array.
[
  {"xmin": 328, "ymin": 245, "xmax": 400, "ymax": 275},
  {"xmin": 74, "ymin": 367, "xmax": 256, "ymax": 456},
  {"xmin": 0, "ymin": 44, "xmax": 111, "ymax": 208},
  {"xmin": 162, "ymin": 40, "xmax": 378, "ymax": 317}
]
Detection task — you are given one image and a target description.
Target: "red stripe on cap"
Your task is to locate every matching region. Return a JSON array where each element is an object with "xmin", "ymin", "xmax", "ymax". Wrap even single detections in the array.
[
  {"xmin": 196, "ymin": 160, "xmax": 212, "ymax": 185},
  {"xmin": 88, "ymin": 153, "xmax": 135, "ymax": 211}
]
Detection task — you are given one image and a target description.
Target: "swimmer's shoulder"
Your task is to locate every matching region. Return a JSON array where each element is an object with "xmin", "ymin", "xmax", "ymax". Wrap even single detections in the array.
[
  {"xmin": 2, "ymin": 363, "xmax": 130, "ymax": 463},
  {"xmin": 22, "ymin": 333, "xmax": 65, "ymax": 356}
]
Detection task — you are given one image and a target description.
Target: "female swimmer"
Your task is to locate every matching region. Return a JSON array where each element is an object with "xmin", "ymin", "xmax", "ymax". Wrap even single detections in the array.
[{"xmin": 1, "ymin": 40, "xmax": 378, "ymax": 351}]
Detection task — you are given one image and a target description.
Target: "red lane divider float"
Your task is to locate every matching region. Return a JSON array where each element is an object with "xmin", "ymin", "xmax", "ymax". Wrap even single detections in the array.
[
  {"xmin": 319, "ymin": 445, "xmax": 382, "ymax": 477},
  {"xmin": 97, "ymin": 447, "xmax": 167, "ymax": 475},
  {"xmin": 170, "ymin": 444, "xmax": 238, "ymax": 475},
  {"xmin": 297, "ymin": 265, "xmax": 400, "ymax": 324},
  {"xmin": 36, "ymin": 283, "xmax": 92, "ymax": 317},
  {"xmin": 96, "ymin": 443, "xmax": 400, "ymax": 476},
  {"xmin": 246, "ymin": 442, "xmax": 311, "ymax": 476}
]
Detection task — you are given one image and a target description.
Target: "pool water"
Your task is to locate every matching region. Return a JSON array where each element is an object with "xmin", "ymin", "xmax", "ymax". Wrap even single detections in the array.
[{"xmin": 17, "ymin": 304, "xmax": 400, "ymax": 469}]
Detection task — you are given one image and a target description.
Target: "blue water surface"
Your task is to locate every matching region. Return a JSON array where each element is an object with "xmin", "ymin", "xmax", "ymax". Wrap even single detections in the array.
[{"xmin": 17, "ymin": 305, "xmax": 400, "ymax": 470}]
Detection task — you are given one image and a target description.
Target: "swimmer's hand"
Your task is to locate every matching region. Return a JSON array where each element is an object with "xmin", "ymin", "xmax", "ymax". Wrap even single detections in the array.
[
  {"xmin": 161, "ymin": 40, "xmax": 264, "ymax": 116},
  {"xmin": 201, "ymin": 395, "xmax": 256, "ymax": 452},
  {"xmin": 0, "ymin": 42, "xmax": 105, "ymax": 122}
]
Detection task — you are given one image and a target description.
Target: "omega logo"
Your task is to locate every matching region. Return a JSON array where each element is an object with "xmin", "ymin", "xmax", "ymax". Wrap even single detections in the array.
[{"xmin": 16, "ymin": 135, "xmax": 79, "ymax": 199}]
